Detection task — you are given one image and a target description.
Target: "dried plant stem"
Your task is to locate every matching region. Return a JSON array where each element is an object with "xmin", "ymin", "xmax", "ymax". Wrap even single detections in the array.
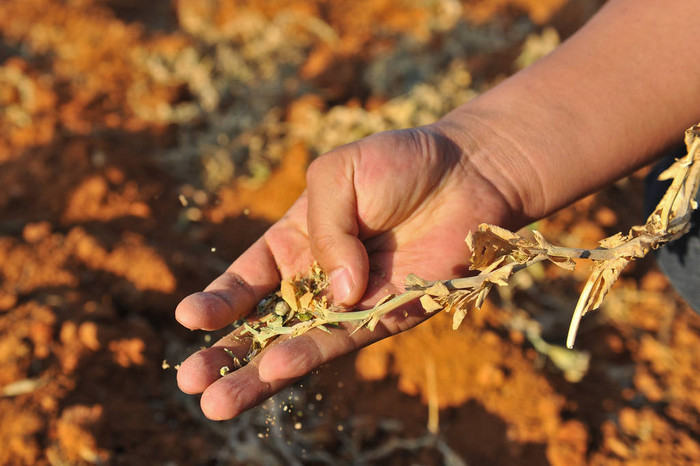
[
  {"xmin": 325, "ymin": 290, "xmax": 423, "ymax": 323},
  {"xmin": 563, "ymin": 125, "xmax": 700, "ymax": 347},
  {"xmin": 440, "ymin": 257, "xmax": 546, "ymax": 290},
  {"xmin": 228, "ymin": 124, "xmax": 700, "ymax": 371}
]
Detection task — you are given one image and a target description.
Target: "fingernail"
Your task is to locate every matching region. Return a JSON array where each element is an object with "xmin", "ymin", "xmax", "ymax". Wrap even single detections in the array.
[{"xmin": 330, "ymin": 268, "xmax": 353, "ymax": 304}]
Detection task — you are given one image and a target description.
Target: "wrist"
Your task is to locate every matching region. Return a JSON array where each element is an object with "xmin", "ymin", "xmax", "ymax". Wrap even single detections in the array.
[
  {"xmin": 433, "ymin": 102, "xmax": 552, "ymax": 229},
  {"xmin": 436, "ymin": 0, "xmax": 700, "ymax": 227}
]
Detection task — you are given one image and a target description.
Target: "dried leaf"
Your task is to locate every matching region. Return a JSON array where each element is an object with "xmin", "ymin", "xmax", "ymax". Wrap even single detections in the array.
[
  {"xmin": 405, "ymin": 274, "xmax": 428, "ymax": 288},
  {"xmin": 450, "ymin": 291, "xmax": 479, "ymax": 329},
  {"xmin": 468, "ymin": 225, "xmax": 519, "ymax": 270},
  {"xmin": 452, "ymin": 302, "xmax": 470, "ymax": 330},
  {"xmin": 280, "ymin": 280, "xmax": 298, "ymax": 311},
  {"xmin": 479, "ymin": 255, "xmax": 506, "ymax": 274},
  {"xmin": 465, "ymin": 230, "xmax": 474, "ymax": 250},
  {"xmin": 548, "ymin": 255, "xmax": 576, "ymax": 270},
  {"xmin": 425, "ymin": 281, "xmax": 450, "ymax": 297},
  {"xmin": 468, "ymin": 223, "xmax": 550, "ymax": 272},
  {"xmin": 482, "ymin": 263, "xmax": 514, "ymax": 286},
  {"xmin": 299, "ymin": 292, "xmax": 314, "ymax": 309},
  {"xmin": 598, "ymin": 232, "xmax": 626, "ymax": 249},
  {"xmin": 658, "ymin": 162, "xmax": 686, "ymax": 181},
  {"xmin": 483, "ymin": 224, "xmax": 522, "ymax": 242},
  {"xmin": 531, "ymin": 230, "xmax": 550, "ymax": 249},
  {"xmin": 316, "ymin": 324, "xmax": 332, "ymax": 334},
  {"xmin": 420, "ymin": 295, "xmax": 443, "ymax": 313},
  {"xmin": 375, "ymin": 293, "xmax": 396, "ymax": 307},
  {"xmin": 367, "ymin": 313, "xmax": 384, "ymax": 332},
  {"xmin": 582, "ymin": 257, "xmax": 631, "ymax": 313},
  {"xmin": 567, "ymin": 255, "xmax": 631, "ymax": 348},
  {"xmin": 474, "ymin": 285, "xmax": 490, "ymax": 309}
]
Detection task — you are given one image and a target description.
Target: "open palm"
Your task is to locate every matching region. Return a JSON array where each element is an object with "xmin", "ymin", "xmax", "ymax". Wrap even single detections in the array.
[{"xmin": 176, "ymin": 123, "xmax": 515, "ymax": 420}]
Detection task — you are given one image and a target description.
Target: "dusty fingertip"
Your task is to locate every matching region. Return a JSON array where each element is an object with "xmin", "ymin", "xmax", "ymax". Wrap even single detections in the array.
[
  {"xmin": 175, "ymin": 294, "xmax": 204, "ymax": 330},
  {"xmin": 257, "ymin": 346, "xmax": 286, "ymax": 382},
  {"xmin": 176, "ymin": 351, "xmax": 218, "ymax": 395},
  {"xmin": 201, "ymin": 375, "xmax": 263, "ymax": 421},
  {"xmin": 175, "ymin": 292, "xmax": 231, "ymax": 331},
  {"xmin": 176, "ymin": 361, "xmax": 200, "ymax": 395},
  {"xmin": 200, "ymin": 389, "xmax": 227, "ymax": 421}
]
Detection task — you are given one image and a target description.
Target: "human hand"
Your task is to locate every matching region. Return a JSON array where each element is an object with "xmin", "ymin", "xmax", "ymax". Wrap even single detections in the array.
[{"xmin": 175, "ymin": 120, "xmax": 529, "ymax": 420}]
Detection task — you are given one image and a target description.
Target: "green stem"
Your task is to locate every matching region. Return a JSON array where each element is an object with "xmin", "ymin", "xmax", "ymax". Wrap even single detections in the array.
[{"xmin": 322, "ymin": 290, "xmax": 424, "ymax": 322}]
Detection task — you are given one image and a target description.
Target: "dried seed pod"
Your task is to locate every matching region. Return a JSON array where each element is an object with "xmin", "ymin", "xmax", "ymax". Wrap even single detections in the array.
[{"xmin": 274, "ymin": 300, "xmax": 291, "ymax": 316}]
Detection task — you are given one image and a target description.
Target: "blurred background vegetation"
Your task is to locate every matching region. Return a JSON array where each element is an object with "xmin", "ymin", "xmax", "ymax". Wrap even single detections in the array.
[{"xmin": 6, "ymin": 1, "xmax": 700, "ymax": 465}]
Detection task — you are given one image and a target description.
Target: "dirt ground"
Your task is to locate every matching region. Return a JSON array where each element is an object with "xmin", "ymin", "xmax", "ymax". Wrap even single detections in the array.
[{"xmin": 2, "ymin": 0, "xmax": 700, "ymax": 464}]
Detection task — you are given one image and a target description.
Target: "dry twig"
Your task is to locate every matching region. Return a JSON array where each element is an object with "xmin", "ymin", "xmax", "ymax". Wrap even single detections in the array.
[{"xmin": 223, "ymin": 124, "xmax": 700, "ymax": 370}]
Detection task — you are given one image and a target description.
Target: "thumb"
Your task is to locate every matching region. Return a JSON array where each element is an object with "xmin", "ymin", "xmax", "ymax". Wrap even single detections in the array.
[{"xmin": 306, "ymin": 144, "xmax": 369, "ymax": 306}]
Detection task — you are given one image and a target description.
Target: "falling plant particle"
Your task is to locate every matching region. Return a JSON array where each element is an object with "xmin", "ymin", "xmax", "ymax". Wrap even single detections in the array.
[
  {"xmin": 186, "ymin": 207, "xmax": 202, "ymax": 221},
  {"xmin": 222, "ymin": 348, "xmax": 243, "ymax": 370},
  {"xmin": 178, "ymin": 193, "xmax": 188, "ymax": 206}
]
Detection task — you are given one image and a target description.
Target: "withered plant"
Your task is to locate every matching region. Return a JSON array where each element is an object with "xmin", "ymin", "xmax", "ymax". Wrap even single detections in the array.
[{"xmin": 221, "ymin": 124, "xmax": 700, "ymax": 373}]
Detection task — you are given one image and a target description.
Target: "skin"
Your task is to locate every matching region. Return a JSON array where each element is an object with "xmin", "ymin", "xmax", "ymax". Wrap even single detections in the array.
[{"xmin": 176, "ymin": 0, "xmax": 700, "ymax": 420}]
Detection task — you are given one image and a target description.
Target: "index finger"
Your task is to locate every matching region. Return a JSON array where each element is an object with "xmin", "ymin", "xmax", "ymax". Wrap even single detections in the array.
[
  {"xmin": 175, "ymin": 237, "xmax": 281, "ymax": 331},
  {"xmin": 175, "ymin": 195, "xmax": 315, "ymax": 331}
]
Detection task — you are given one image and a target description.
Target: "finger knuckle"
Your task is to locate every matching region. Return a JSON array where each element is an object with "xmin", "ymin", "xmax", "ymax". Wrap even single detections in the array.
[
  {"xmin": 310, "ymin": 231, "xmax": 337, "ymax": 257},
  {"xmin": 306, "ymin": 154, "xmax": 334, "ymax": 184}
]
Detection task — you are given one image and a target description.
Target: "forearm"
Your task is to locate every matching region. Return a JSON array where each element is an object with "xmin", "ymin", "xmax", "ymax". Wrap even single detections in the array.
[{"xmin": 443, "ymin": 0, "xmax": 700, "ymax": 222}]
